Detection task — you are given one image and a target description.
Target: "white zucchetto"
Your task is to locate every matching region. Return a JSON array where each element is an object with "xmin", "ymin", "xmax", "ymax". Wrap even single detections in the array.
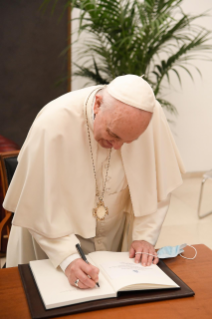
[{"xmin": 107, "ymin": 74, "xmax": 155, "ymax": 112}]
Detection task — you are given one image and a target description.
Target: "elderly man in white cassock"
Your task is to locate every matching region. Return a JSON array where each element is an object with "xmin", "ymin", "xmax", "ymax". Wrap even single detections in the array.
[{"xmin": 3, "ymin": 75, "xmax": 184, "ymax": 289}]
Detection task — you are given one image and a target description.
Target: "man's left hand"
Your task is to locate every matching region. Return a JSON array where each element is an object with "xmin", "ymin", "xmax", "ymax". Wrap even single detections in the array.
[{"xmin": 129, "ymin": 240, "xmax": 159, "ymax": 266}]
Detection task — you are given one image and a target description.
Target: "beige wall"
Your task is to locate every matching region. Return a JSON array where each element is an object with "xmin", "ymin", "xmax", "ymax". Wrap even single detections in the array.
[
  {"xmin": 71, "ymin": 0, "xmax": 212, "ymax": 172},
  {"xmin": 163, "ymin": 0, "xmax": 212, "ymax": 173}
]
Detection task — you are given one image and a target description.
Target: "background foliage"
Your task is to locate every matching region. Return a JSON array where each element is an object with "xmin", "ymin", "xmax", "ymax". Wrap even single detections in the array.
[{"xmin": 42, "ymin": 0, "xmax": 212, "ymax": 114}]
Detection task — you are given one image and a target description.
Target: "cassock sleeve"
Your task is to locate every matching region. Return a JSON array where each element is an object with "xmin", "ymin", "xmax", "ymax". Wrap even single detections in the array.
[
  {"xmin": 132, "ymin": 195, "xmax": 170, "ymax": 245},
  {"xmin": 29, "ymin": 230, "xmax": 80, "ymax": 268}
]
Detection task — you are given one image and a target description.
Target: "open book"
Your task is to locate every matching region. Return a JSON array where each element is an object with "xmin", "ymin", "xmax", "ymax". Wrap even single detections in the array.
[{"xmin": 29, "ymin": 251, "xmax": 179, "ymax": 310}]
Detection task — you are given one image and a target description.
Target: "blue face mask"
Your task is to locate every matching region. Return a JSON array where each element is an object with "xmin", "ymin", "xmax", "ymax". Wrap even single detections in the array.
[{"xmin": 157, "ymin": 244, "xmax": 197, "ymax": 260}]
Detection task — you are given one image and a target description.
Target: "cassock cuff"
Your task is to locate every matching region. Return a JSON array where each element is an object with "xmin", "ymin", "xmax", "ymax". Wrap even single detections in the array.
[{"xmin": 60, "ymin": 253, "xmax": 80, "ymax": 272}]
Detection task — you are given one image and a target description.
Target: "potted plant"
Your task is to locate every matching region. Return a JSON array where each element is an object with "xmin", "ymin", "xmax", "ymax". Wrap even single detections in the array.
[{"xmin": 42, "ymin": 0, "xmax": 212, "ymax": 114}]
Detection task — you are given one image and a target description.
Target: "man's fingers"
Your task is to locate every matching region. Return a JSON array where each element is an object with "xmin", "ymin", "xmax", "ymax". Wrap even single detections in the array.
[
  {"xmin": 78, "ymin": 282, "xmax": 88, "ymax": 289},
  {"xmin": 147, "ymin": 253, "xmax": 154, "ymax": 266},
  {"xmin": 153, "ymin": 256, "xmax": 159, "ymax": 264},
  {"xmin": 135, "ymin": 251, "xmax": 158, "ymax": 266},
  {"xmin": 135, "ymin": 251, "xmax": 149, "ymax": 266},
  {"xmin": 73, "ymin": 278, "xmax": 88, "ymax": 289},
  {"xmin": 80, "ymin": 261, "xmax": 99, "ymax": 282},
  {"xmin": 134, "ymin": 252, "xmax": 142, "ymax": 263},
  {"xmin": 129, "ymin": 246, "xmax": 135, "ymax": 258},
  {"xmin": 71, "ymin": 275, "xmax": 95, "ymax": 289},
  {"xmin": 75, "ymin": 268, "xmax": 97, "ymax": 288},
  {"xmin": 66, "ymin": 259, "xmax": 99, "ymax": 289},
  {"xmin": 130, "ymin": 240, "xmax": 159, "ymax": 267},
  {"xmin": 140, "ymin": 253, "xmax": 148, "ymax": 266}
]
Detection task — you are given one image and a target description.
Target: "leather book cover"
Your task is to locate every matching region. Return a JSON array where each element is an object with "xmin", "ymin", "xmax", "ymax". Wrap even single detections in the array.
[{"xmin": 18, "ymin": 260, "xmax": 195, "ymax": 319}]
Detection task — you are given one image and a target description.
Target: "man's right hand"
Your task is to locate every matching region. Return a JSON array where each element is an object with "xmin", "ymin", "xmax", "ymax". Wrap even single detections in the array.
[{"xmin": 65, "ymin": 258, "xmax": 99, "ymax": 289}]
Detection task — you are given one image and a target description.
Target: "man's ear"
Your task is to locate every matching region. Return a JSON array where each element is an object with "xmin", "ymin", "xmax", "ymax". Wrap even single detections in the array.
[{"xmin": 93, "ymin": 95, "xmax": 103, "ymax": 115}]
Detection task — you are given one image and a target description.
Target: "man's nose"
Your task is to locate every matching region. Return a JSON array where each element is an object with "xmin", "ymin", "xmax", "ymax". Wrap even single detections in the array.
[{"xmin": 113, "ymin": 140, "xmax": 124, "ymax": 150}]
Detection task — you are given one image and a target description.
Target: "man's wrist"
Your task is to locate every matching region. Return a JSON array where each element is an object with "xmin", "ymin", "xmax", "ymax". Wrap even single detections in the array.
[{"xmin": 132, "ymin": 237, "xmax": 155, "ymax": 246}]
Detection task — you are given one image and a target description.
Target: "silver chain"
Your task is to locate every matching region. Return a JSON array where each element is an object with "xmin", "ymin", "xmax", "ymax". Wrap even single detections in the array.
[{"xmin": 85, "ymin": 93, "xmax": 112, "ymax": 202}]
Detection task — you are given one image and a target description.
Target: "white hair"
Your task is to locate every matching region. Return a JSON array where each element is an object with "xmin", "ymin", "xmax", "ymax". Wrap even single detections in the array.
[{"xmin": 98, "ymin": 88, "xmax": 116, "ymax": 112}]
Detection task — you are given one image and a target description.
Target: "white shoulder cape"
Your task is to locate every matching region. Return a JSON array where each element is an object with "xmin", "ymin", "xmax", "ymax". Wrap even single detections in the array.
[{"xmin": 3, "ymin": 85, "xmax": 185, "ymax": 238}]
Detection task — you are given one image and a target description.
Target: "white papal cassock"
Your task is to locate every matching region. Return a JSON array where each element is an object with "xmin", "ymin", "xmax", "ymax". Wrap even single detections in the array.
[{"xmin": 3, "ymin": 83, "xmax": 185, "ymax": 270}]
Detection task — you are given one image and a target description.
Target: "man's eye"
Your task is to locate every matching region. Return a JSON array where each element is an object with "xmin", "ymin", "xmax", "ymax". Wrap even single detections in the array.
[
  {"xmin": 107, "ymin": 130, "xmax": 120, "ymax": 140},
  {"xmin": 111, "ymin": 135, "xmax": 119, "ymax": 140}
]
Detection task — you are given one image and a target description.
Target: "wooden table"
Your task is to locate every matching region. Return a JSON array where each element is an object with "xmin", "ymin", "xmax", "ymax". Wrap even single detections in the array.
[{"xmin": 0, "ymin": 244, "xmax": 212, "ymax": 319}]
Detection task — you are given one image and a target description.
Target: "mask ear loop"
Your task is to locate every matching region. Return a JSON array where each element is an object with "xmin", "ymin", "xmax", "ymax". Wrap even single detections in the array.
[{"xmin": 180, "ymin": 244, "xmax": 197, "ymax": 260}]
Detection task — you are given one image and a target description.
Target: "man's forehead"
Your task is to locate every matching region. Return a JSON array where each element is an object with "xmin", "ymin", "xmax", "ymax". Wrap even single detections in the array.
[{"xmin": 107, "ymin": 122, "xmax": 142, "ymax": 143}]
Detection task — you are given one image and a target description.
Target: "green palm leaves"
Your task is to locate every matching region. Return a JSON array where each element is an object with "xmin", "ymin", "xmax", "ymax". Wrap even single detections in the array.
[{"xmin": 42, "ymin": 0, "xmax": 212, "ymax": 114}]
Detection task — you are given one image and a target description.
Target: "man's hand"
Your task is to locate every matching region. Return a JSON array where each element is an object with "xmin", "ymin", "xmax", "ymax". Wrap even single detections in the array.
[
  {"xmin": 129, "ymin": 240, "xmax": 159, "ymax": 266},
  {"xmin": 65, "ymin": 258, "xmax": 99, "ymax": 289}
]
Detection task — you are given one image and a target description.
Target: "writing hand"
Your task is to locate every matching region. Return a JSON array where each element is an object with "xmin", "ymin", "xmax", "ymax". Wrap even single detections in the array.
[
  {"xmin": 65, "ymin": 258, "xmax": 99, "ymax": 289},
  {"xmin": 129, "ymin": 240, "xmax": 159, "ymax": 266}
]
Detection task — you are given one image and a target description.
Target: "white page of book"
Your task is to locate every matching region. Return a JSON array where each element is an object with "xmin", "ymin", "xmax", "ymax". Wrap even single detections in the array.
[
  {"xmin": 30, "ymin": 259, "xmax": 116, "ymax": 309},
  {"xmin": 89, "ymin": 251, "xmax": 179, "ymax": 292}
]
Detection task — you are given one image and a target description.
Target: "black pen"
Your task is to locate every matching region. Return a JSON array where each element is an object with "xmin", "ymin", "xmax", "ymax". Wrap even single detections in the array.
[{"xmin": 76, "ymin": 244, "xmax": 100, "ymax": 287}]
